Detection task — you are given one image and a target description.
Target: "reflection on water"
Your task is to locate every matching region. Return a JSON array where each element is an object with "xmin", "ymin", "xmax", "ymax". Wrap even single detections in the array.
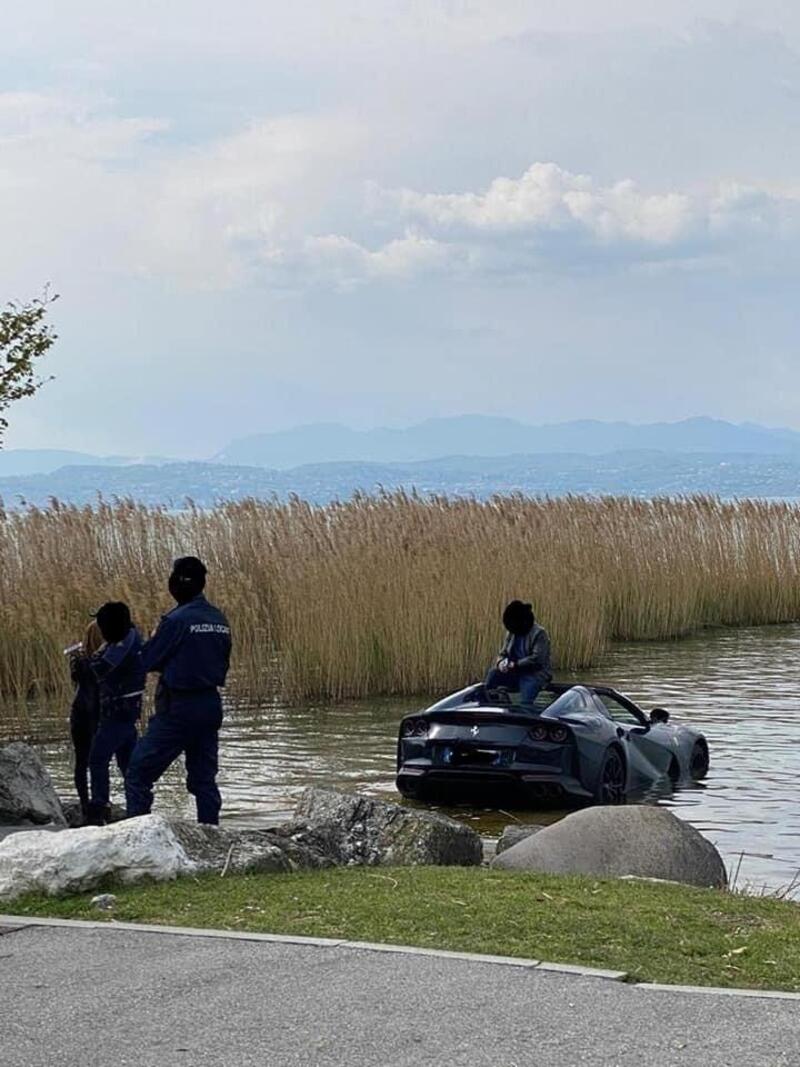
[{"xmin": 6, "ymin": 624, "xmax": 800, "ymax": 893}]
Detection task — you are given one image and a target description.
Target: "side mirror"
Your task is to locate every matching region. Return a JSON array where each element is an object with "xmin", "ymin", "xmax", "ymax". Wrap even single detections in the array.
[{"xmin": 650, "ymin": 707, "xmax": 670, "ymax": 725}]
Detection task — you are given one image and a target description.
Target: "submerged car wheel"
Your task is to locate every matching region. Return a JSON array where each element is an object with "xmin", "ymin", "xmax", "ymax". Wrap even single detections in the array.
[
  {"xmin": 689, "ymin": 741, "xmax": 709, "ymax": 780},
  {"xmin": 596, "ymin": 747, "xmax": 627, "ymax": 805}
]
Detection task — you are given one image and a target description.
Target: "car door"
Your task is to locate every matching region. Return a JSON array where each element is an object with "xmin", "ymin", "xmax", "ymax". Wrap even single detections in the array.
[{"xmin": 596, "ymin": 694, "xmax": 673, "ymax": 787}]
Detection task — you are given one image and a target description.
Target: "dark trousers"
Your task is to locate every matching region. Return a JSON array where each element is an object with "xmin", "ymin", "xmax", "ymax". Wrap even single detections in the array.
[
  {"xmin": 125, "ymin": 691, "xmax": 222, "ymax": 825},
  {"xmin": 88, "ymin": 718, "xmax": 138, "ymax": 814},
  {"xmin": 484, "ymin": 667, "xmax": 549, "ymax": 705},
  {"xmin": 70, "ymin": 705, "xmax": 99, "ymax": 811}
]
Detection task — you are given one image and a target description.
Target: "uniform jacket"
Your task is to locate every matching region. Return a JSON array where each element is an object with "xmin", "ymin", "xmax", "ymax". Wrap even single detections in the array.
[
  {"xmin": 499, "ymin": 624, "xmax": 552, "ymax": 678},
  {"xmin": 89, "ymin": 627, "xmax": 146, "ymax": 722},
  {"xmin": 142, "ymin": 595, "xmax": 232, "ymax": 691}
]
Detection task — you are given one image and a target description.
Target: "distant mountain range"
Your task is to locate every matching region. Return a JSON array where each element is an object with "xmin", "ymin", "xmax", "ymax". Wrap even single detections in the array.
[
  {"xmin": 4, "ymin": 416, "xmax": 800, "ymax": 478},
  {"xmin": 0, "ymin": 451, "xmax": 798, "ymax": 508},
  {"xmin": 2, "ymin": 417, "xmax": 800, "ymax": 507},
  {"xmin": 213, "ymin": 415, "xmax": 800, "ymax": 469}
]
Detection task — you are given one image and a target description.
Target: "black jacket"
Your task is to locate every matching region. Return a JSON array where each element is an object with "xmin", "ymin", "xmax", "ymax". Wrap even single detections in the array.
[
  {"xmin": 70, "ymin": 655, "xmax": 100, "ymax": 725},
  {"xmin": 499, "ymin": 624, "xmax": 552, "ymax": 677}
]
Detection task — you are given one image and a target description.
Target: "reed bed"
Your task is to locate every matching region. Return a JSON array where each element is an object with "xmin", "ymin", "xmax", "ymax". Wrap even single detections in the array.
[{"xmin": 1, "ymin": 493, "xmax": 799, "ymax": 710}]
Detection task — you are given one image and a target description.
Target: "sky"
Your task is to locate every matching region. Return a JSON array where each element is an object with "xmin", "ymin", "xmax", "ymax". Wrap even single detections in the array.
[{"xmin": 1, "ymin": 1, "xmax": 799, "ymax": 457}]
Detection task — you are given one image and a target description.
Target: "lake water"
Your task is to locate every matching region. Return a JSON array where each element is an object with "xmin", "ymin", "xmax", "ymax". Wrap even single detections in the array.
[{"xmin": 6, "ymin": 624, "xmax": 800, "ymax": 894}]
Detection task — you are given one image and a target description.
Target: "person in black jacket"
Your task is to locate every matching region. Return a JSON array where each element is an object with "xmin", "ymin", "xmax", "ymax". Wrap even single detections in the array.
[
  {"xmin": 484, "ymin": 600, "xmax": 552, "ymax": 704},
  {"xmin": 68, "ymin": 619, "xmax": 103, "ymax": 818}
]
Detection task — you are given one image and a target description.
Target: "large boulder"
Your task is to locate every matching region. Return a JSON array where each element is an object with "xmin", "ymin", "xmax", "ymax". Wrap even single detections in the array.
[
  {"xmin": 491, "ymin": 806, "xmax": 727, "ymax": 889},
  {"xmin": 0, "ymin": 743, "xmax": 65, "ymax": 827},
  {"xmin": 0, "ymin": 815, "xmax": 195, "ymax": 901},
  {"xmin": 170, "ymin": 821, "xmax": 335, "ymax": 875},
  {"xmin": 292, "ymin": 788, "xmax": 483, "ymax": 867}
]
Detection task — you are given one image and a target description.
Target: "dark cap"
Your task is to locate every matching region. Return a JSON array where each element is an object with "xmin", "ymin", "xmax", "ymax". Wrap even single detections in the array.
[{"xmin": 171, "ymin": 556, "xmax": 207, "ymax": 583}]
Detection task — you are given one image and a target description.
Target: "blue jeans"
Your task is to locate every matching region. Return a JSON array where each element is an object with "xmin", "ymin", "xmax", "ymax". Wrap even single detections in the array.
[
  {"xmin": 125, "ymin": 689, "xmax": 222, "ymax": 825},
  {"xmin": 88, "ymin": 718, "xmax": 137, "ymax": 814},
  {"xmin": 484, "ymin": 668, "xmax": 548, "ymax": 705}
]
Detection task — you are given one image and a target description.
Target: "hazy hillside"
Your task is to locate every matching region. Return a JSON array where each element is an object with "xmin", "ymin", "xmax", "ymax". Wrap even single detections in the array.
[
  {"xmin": 6, "ymin": 417, "xmax": 800, "ymax": 478},
  {"xmin": 0, "ymin": 450, "xmax": 173, "ymax": 478},
  {"xmin": 1, "ymin": 451, "xmax": 799, "ymax": 508},
  {"xmin": 214, "ymin": 416, "xmax": 800, "ymax": 469}
]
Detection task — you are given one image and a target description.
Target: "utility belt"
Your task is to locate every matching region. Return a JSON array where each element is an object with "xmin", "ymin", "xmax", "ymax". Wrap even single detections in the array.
[
  {"xmin": 157, "ymin": 681, "xmax": 219, "ymax": 696},
  {"xmin": 99, "ymin": 689, "xmax": 144, "ymax": 722},
  {"xmin": 155, "ymin": 680, "xmax": 220, "ymax": 714}
]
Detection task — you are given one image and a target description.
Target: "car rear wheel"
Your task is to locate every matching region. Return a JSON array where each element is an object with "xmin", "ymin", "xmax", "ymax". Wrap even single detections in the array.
[
  {"xmin": 595, "ymin": 747, "xmax": 627, "ymax": 805},
  {"xmin": 689, "ymin": 741, "xmax": 709, "ymax": 780}
]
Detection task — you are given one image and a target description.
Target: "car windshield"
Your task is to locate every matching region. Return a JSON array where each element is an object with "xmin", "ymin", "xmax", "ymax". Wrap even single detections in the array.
[
  {"xmin": 473, "ymin": 687, "xmax": 561, "ymax": 712},
  {"xmin": 540, "ymin": 686, "xmax": 594, "ymax": 719}
]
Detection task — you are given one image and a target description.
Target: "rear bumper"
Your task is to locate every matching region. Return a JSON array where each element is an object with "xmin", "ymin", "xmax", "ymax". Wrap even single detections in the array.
[{"xmin": 396, "ymin": 764, "xmax": 592, "ymax": 803}]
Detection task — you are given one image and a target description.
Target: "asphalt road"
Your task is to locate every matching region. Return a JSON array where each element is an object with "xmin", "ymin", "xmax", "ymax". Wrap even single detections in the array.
[{"xmin": 1, "ymin": 922, "xmax": 798, "ymax": 1067}]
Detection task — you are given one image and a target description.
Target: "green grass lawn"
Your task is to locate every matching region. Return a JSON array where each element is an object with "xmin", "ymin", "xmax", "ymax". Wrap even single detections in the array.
[{"xmin": 9, "ymin": 866, "xmax": 800, "ymax": 992}]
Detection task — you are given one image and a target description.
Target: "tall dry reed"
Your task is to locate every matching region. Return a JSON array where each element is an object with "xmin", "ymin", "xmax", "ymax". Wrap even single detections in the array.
[{"xmin": 1, "ymin": 493, "xmax": 799, "ymax": 708}]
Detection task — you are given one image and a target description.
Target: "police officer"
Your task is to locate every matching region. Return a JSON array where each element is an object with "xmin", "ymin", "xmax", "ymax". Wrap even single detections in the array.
[
  {"xmin": 125, "ymin": 556, "xmax": 232, "ymax": 825},
  {"xmin": 86, "ymin": 601, "xmax": 145, "ymax": 824}
]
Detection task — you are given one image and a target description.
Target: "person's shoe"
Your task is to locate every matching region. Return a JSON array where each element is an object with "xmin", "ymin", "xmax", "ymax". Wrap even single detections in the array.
[{"xmin": 85, "ymin": 803, "xmax": 110, "ymax": 826}]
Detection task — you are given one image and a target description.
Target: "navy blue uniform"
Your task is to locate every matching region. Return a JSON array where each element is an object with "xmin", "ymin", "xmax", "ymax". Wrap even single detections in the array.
[
  {"xmin": 87, "ymin": 628, "xmax": 145, "ymax": 816},
  {"xmin": 125, "ymin": 595, "xmax": 232, "ymax": 824}
]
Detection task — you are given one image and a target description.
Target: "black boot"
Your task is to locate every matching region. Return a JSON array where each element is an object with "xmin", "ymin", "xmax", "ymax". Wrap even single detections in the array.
[{"xmin": 85, "ymin": 803, "xmax": 110, "ymax": 827}]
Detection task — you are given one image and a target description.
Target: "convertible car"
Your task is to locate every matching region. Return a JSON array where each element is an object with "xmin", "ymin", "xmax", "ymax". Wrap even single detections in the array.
[{"xmin": 396, "ymin": 682, "xmax": 709, "ymax": 806}]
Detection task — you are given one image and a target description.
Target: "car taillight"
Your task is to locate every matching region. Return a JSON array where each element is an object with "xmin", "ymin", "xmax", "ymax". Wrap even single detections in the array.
[
  {"xmin": 402, "ymin": 717, "xmax": 429, "ymax": 738},
  {"xmin": 528, "ymin": 723, "xmax": 570, "ymax": 744}
]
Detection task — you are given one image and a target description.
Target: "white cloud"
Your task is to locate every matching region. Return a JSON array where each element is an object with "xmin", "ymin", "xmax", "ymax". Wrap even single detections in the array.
[
  {"xmin": 381, "ymin": 163, "xmax": 799, "ymax": 254},
  {"xmin": 326, "ymin": 162, "xmax": 799, "ymax": 280},
  {"xmin": 299, "ymin": 232, "xmax": 463, "ymax": 288},
  {"xmin": 1, "ymin": 88, "xmax": 797, "ymax": 299},
  {"xmin": 0, "ymin": 91, "xmax": 167, "ymax": 160},
  {"xmin": 130, "ymin": 114, "xmax": 366, "ymax": 287},
  {"xmin": 0, "ymin": 93, "xmax": 366, "ymax": 292}
]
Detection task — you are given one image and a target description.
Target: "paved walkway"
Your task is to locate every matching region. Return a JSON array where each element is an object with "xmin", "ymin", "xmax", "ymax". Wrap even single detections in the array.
[{"xmin": 1, "ymin": 919, "xmax": 798, "ymax": 1066}]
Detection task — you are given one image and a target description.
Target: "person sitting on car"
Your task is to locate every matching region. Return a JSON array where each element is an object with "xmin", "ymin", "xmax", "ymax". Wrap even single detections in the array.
[{"xmin": 484, "ymin": 600, "xmax": 552, "ymax": 704}]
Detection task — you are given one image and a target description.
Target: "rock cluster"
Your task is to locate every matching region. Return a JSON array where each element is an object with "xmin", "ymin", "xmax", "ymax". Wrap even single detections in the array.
[
  {"xmin": 0, "ymin": 742, "xmax": 728, "ymax": 900},
  {"xmin": 0, "ymin": 785, "xmax": 483, "ymax": 901}
]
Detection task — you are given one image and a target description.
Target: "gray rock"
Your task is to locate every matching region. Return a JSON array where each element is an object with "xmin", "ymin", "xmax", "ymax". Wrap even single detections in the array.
[
  {"xmin": 91, "ymin": 894, "xmax": 118, "ymax": 911},
  {"xmin": 0, "ymin": 743, "xmax": 65, "ymax": 827},
  {"xmin": 0, "ymin": 815, "xmax": 195, "ymax": 900},
  {"xmin": 170, "ymin": 821, "xmax": 334, "ymax": 875},
  {"xmin": 293, "ymin": 788, "xmax": 483, "ymax": 867},
  {"xmin": 495, "ymin": 824, "xmax": 544, "ymax": 856},
  {"xmin": 491, "ymin": 805, "xmax": 727, "ymax": 889}
]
